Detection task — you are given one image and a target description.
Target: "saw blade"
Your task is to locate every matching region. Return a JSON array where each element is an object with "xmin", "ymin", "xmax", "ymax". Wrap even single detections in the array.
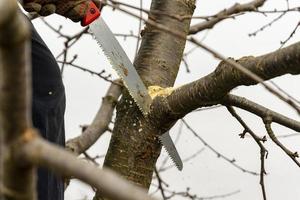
[
  {"xmin": 89, "ymin": 18, "xmax": 152, "ymax": 115},
  {"xmin": 89, "ymin": 17, "xmax": 183, "ymax": 170},
  {"xmin": 159, "ymin": 132, "xmax": 183, "ymax": 171}
]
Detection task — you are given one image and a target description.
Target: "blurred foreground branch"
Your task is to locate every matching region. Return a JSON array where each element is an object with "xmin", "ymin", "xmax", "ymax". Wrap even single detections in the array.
[
  {"xmin": 0, "ymin": 0, "xmax": 35, "ymax": 199},
  {"xmin": 20, "ymin": 135, "xmax": 158, "ymax": 200}
]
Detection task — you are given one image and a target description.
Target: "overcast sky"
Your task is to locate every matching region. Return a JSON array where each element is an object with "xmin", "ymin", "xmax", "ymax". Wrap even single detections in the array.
[{"xmin": 31, "ymin": 0, "xmax": 300, "ymax": 199}]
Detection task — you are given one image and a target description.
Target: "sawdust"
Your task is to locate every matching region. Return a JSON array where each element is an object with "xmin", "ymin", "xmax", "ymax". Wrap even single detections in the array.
[{"xmin": 148, "ymin": 85, "xmax": 175, "ymax": 99}]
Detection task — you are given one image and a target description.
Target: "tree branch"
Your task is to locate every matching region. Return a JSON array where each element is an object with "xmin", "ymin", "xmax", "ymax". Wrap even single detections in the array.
[
  {"xmin": 222, "ymin": 94, "xmax": 300, "ymax": 132},
  {"xmin": 226, "ymin": 106, "xmax": 267, "ymax": 200},
  {"xmin": 162, "ymin": 41, "xmax": 300, "ymax": 120},
  {"xmin": 189, "ymin": 38, "xmax": 300, "ymax": 113},
  {"xmin": 19, "ymin": 135, "xmax": 158, "ymax": 200},
  {"xmin": 182, "ymin": 119, "xmax": 258, "ymax": 175},
  {"xmin": 0, "ymin": 1, "xmax": 36, "ymax": 199},
  {"xmin": 263, "ymin": 117, "xmax": 300, "ymax": 167},
  {"xmin": 66, "ymin": 80, "xmax": 122, "ymax": 155},
  {"xmin": 189, "ymin": 0, "xmax": 266, "ymax": 34},
  {"xmin": 154, "ymin": 168, "xmax": 167, "ymax": 200}
]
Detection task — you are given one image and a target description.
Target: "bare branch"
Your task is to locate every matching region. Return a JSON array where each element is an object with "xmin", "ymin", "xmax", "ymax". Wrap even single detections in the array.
[
  {"xmin": 163, "ymin": 41, "xmax": 300, "ymax": 119},
  {"xmin": 280, "ymin": 21, "xmax": 300, "ymax": 47},
  {"xmin": 226, "ymin": 106, "xmax": 267, "ymax": 200},
  {"xmin": 252, "ymin": 6, "xmax": 300, "ymax": 14},
  {"xmin": 154, "ymin": 168, "xmax": 167, "ymax": 200},
  {"xmin": 105, "ymin": 1, "xmax": 300, "ymax": 115},
  {"xmin": 0, "ymin": 0, "xmax": 36, "ymax": 199},
  {"xmin": 66, "ymin": 80, "xmax": 123, "ymax": 155},
  {"xmin": 57, "ymin": 60, "xmax": 117, "ymax": 84},
  {"xmin": 166, "ymin": 188, "xmax": 240, "ymax": 200},
  {"xmin": 134, "ymin": 0, "xmax": 143, "ymax": 58},
  {"xmin": 249, "ymin": 12, "xmax": 286, "ymax": 37},
  {"xmin": 189, "ymin": 0, "xmax": 266, "ymax": 34},
  {"xmin": 263, "ymin": 117, "xmax": 300, "ymax": 167},
  {"xmin": 189, "ymin": 38, "xmax": 300, "ymax": 114},
  {"xmin": 182, "ymin": 120, "xmax": 259, "ymax": 175},
  {"xmin": 20, "ymin": 136, "xmax": 158, "ymax": 200},
  {"xmin": 222, "ymin": 94, "xmax": 300, "ymax": 132}
]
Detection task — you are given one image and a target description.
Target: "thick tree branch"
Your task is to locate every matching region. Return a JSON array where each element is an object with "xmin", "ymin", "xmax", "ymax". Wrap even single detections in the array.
[
  {"xmin": 0, "ymin": 1, "xmax": 36, "ymax": 199},
  {"xmin": 66, "ymin": 80, "xmax": 122, "ymax": 155},
  {"xmin": 189, "ymin": 0, "xmax": 266, "ymax": 34},
  {"xmin": 19, "ymin": 135, "xmax": 158, "ymax": 200},
  {"xmin": 162, "ymin": 41, "xmax": 300, "ymax": 120},
  {"xmin": 102, "ymin": 1, "xmax": 300, "ymax": 113},
  {"xmin": 189, "ymin": 38, "xmax": 300, "ymax": 113}
]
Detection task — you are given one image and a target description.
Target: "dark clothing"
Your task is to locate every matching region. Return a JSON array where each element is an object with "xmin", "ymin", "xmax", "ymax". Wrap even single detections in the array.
[{"xmin": 31, "ymin": 24, "xmax": 65, "ymax": 200}]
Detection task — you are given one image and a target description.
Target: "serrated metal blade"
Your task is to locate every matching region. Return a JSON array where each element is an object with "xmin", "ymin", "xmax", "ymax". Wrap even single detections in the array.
[
  {"xmin": 89, "ymin": 17, "xmax": 183, "ymax": 170},
  {"xmin": 159, "ymin": 132, "xmax": 183, "ymax": 171},
  {"xmin": 89, "ymin": 18, "xmax": 152, "ymax": 114}
]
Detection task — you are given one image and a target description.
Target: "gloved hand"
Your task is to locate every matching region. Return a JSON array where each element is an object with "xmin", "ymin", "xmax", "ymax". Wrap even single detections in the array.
[{"xmin": 22, "ymin": 0, "xmax": 101, "ymax": 23}]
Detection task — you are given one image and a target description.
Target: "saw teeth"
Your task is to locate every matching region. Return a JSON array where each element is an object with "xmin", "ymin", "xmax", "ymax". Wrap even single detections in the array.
[
  {"xmin": 89, "ymin": 21, "xmax": 182, "ymax": 170},
  {"xmin": 90, "ymin": 31, "xmax": 149, "ymax": 115},
  {"xmin": 158, "ymin": 137, "xmax": 183, "ymax": 171}
]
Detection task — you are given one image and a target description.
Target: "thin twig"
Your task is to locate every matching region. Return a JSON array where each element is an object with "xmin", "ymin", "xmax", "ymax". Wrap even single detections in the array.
[
  {"xmin": 280, "ymin": 21, "xmax": 300, "ymax": 47},
  {"xmin": 154, "ymin": 168, "xmax": 167, "ymax": 200},
  {"xmin": 226, "ymin": 106, "xmax": 267, "ymax": 200},
  {"xmin": 263, "ymin": 117, "xmax": 300, "ymax": 167},
  {"xmin": 182, "ymin": 119, "xmax": 259, "ymax": 175},
  {"xmin": 134, "ymin": 0, "xmax": 143, "ymax": 58}
]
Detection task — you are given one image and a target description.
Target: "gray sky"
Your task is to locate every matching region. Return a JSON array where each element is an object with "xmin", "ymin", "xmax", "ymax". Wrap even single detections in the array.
[{"xmin": 32, "ymin": 0, "xmax": 300, "ymax": 199}]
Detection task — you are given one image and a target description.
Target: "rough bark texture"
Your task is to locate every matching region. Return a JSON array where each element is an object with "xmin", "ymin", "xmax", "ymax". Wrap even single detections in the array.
[
  {"xmin": 0, "ymin": 1, "xmax": 36, "ymax": 199},
  {"xmin": 96, "ymin": 1, "xmax": 196, "ymax": 197},
  {"xmin": 163, "ymin": 42, "xmax": 300, "ymax": 119}
]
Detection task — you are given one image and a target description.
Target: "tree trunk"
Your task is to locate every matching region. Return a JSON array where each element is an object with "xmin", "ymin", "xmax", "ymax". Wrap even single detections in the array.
[{"xmin": 94, "ymin": 1, "xmax": 196, "ymax": 198}]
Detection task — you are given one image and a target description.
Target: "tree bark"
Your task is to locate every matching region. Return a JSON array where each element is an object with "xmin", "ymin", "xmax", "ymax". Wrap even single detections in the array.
[
  {"xmin": 0, "ymin": 1, "xmax": 36, "ymax": 199},
  {"xmin": 96, "ymin": 2, "xmax": 300, "ymax": 197},
  {"xmin": 162, "ymin": 41, "xmax": 300, "ymax": 119},
  {"xmin": 95, "ymin": 1, "xmax": 196, "ymax": 198}
]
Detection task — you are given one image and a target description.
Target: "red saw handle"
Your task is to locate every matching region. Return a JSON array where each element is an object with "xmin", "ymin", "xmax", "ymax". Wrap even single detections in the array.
[{"xmin": 81, "ymin": 1, "xmax": 101, "ymax": 26}]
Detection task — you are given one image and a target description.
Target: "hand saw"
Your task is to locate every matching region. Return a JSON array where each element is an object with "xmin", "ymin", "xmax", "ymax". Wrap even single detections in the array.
[{"xmin": 81, "ymin": 1, "xmax": 183, "ymax": 171}]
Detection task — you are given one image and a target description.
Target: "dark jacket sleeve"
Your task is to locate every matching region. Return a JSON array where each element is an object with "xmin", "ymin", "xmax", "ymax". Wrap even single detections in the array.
[{"xmin": 31, "ymin": 22, "xmax": 65, "ymax": 200}]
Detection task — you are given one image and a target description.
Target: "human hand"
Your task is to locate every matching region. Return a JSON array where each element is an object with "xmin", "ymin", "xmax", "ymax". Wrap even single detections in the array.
[{"xmin": 22, "ymin": 0, "xmax": 101, "ymax": 24}]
